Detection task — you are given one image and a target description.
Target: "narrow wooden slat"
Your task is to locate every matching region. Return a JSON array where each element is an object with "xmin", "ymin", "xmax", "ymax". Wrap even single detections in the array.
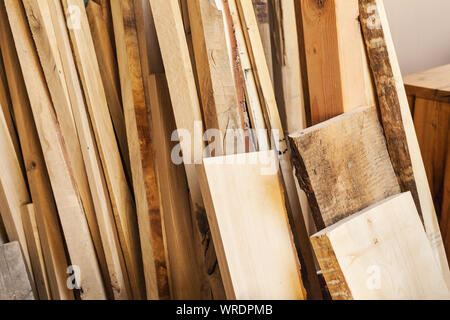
[
  {"xmin": 61, "ymin": 0, "xmax": 144, "ymax": 299},
  {"xmin": 188, "ymin": 0, "xmax": 246, "ymax": 155},
  {"xmin": 111, "ymin": 0, "xmax": 169, "ymax": 300},
  {"xmin": 86, "ymin": 1, "xmax": 131, "ymax": 182},
  {"xmin": 252, "ymin": 0, "xmax": 273, "ymax": 81},
  {"xmin": 150, "ymin": 0, "xmax": 226, "ymax": 300},
  {"xmin": 0, "ymin": 4, "xmax": 72, "ymax": 299},
  {"xmin": 47, "ymin": 0, "xmax": 131, "ymax": 299},
  {"xmin": 199, "ymin": 151, "xmax": 305, "ymax": 300},
  {"xmin": 21, "ymin": 204, "xmax": 51, "ymax": 300},
  {"xmin": 290, "ymin": 106, "xmax": 401, "ymax": 229},
  {"xmin": 4, "ymin": 0, "xmax": 106, "ymax": 299},
  {"xmin": 0, "ymin": 242, "xmax": 35, "ymax": 300},
  {"xmin": 359, "ymin": 0, "xmax": 450, "ymax": 287},
  {"xmin": 236, "ymin": 0, "xmax": 322, "ymax": 299},
  {"xmin": 311, "ymin": 193, "xmax": 450, "ymax": 300}
]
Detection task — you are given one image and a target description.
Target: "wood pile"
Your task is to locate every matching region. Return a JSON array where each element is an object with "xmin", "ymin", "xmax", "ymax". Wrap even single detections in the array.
[{"xmin": 0, "ymin": 0, "xmax": 448, "ymax": 300}]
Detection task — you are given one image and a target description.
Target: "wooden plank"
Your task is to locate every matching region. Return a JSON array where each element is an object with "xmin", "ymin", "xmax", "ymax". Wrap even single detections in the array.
[
  {"xmin": 199, "ymin": 151, "xmax": 305, "ymax": 300},
  {"xmin": 21, "ymin": 204, "xmax": 51, "ymax": 300},
  {"xmin": 4, "ymin": 0, "xmax": 106, "ymax": 299},
  {"xmin": 300, "ymin": 0, "xmax": 375, "ymax": 125},
  {"xmin": 404, "ymin": 64, "xmax": 450, "ymax": 104},
  {"xmin": 289, "ymin": 106, "xmax": 401, "ymax": 229},
  {"xmin": 150, "ymin": 0, "xmax": 226, "ymax": 300},
  {"xmin": 236, "ymin": 0, "xmax": 322, "ymax": 299},
  {"xmin": 47, "ymin": 0, "xmax": 131, "ymax": 300},
  {"xmin": 111, "ymin": 0, "xmax": 169, "ymax": 300},
  {"xmin": 359, "ymin": 0, "xmax": 450, "ymax": 287},
  {"xmin": 0, "ymin": 242, "xmax": 35, "ymax": 300},
  {"xmin": 252, "ymin": 0, "xmax": 273, "ymax": 81},
  {"xmin": 86, "ymin": 1, "xmax": 131, "ymax": 182},
  {"xmin": 61, "ymin": 0, "xmax": 144, "ymax": 299},
  {"xmin": 311, "ymin": 192, "xmax": 450, "ymax": 300},
  {"xmin": 413, "ymin": 98, "xmax": 450, "ymax": 219},
  {"xmin": 0, "ymin": 3, "xmax": 73, "ymax": 299},
  {"xmin": 188, "ymin": 0, "xmax": 246, "ymax": 156},
  {"xmin": 23, "ymin": 0, "xmax": 110, "ymax": 293},
  {"xmin": 148, "ymin": 74, "xmax": 206, "ymax": 299}
]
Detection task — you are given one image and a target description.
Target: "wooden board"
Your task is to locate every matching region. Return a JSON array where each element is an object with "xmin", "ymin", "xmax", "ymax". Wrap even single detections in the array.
[
  {"xmin": 150, "ymin": 0, "xmax": 226, "ymax": 300},
  {"xmin": 0, "ymin": 242, "xmax": 35, "ymax": 300},
  {"xmin": 289, "ymin": 106, "xmax": 401, "ymax": 229},
  {"xmin": 86, "ymin": 1, "xmax": 131, "ymax": 182},
  {"xmin": 404, "ymin": 64, "xmax": 450, "ymax": 104},
  {"xmin": 61, "ymin": 0, "xmax": 144, "ymax": 299},
  {"xmin": 0, "ymin": 3, "xmax": 73, "ymax": 299},
  {"xmin": 5, "ymin": 0, "xmax": 106, "ymax": 299},
  {"xmin": 359, "ymin": 0, "xmax": 450, "ymax": 287},
  {"xmin": 199, "ymin": 150, "xmax": 305, "ymax": 300},
  {"xmin": 188, "ymin": 0, "xmax": 246, "ymax": 156},
  {"xmin": 111, "ymin": 0, "xmax": 169, "ymax": 300},
  {"xmin": 300, "ymin": 0, "xmax": 375, "ymax": 125},
  {"xmin": 21, "ymin": 204, "xmax": 51, "ymax": 300},
  {"xmin": 47, "ymin": 0, "xmax": 131, "ymax": 300},
  {"xmin": 236, "ymin": 0, "xmax": 322, "ymax": 299},
  {"xmin": 311, "ymin": 192, "xmax": 450, "ymax": 300},
  {"xmin": 252, "ymin": 0, "xmax": 273, "ymax": 82}
]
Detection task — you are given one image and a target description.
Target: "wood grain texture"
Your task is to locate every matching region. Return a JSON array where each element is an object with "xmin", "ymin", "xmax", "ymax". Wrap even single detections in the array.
[
  {"xmin": 188, "ymin": 0, "xmax": 246, "ymax": 156},
  {"xmin": 300, "ymin": 0, "xmax": 375, "ymax": 125},
  {"xmin": 236, "ymin": 0, "xmax": 322, "ymax": 299},
  {"xmin": 111, "ymin": 0, "xmax": 169, "ymax": 300},
  {"xmin": 252, "ymin": 0, "xmax": 273, "ymax": 81},
  {"xmin": 0, "ymin": 242, "xmax": 35, "ymax": 300},
  {"xmin": 199, "ymin": 151, "xmax": 305, "ymax": 300},
  {"xmin": 404, "ymin": 64, "xmax": 450, "ymax": 104},
  {"xmin": 61, "ymin": 0, "xmax": 144, "ymax": 299},
  {"xmin": 312, "ymin": 193, "xmax": 450, "ymax": 300},
  {"xmin": 441, "ymin": 148, "xmax": 450, "ymax": 265},
  {"xmin": 290, "ymin": 106, "xmax": 401, "ymax": 229},
  {"xmin": 0, "ymin": 4, "xmax": 72, "ymax": 299},
  {"xmin": 5, "ymin": 0, "xmax": 106, "ymax": 299},
  {"xmin": 150, "ymin": 0, "xmax": 226, "ymax": 300},
  {"xmin": 21, "ymin": 204, "xmax": 51, "ymax": 300},
  {"xmin": 359, "ymin": 0, "xmax": 450, "ymax": 287}
]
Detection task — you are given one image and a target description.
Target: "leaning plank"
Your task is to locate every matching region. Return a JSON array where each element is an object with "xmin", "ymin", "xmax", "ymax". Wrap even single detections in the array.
[
  {"xmin": 86, "ymin": 1, "xmax": 131, "ymax": 181},
  {"xmin": 61, "ymin": 0, "xmax": 144, "ymax": 299},
  {"xmin": 289, "ymin": 106, "xmax": 401, "ymax": 229},
  {"xmin": 23, "ymin": 0, "xmax": 109, "ymax": 291},
  {"xmin": 21, "ymin": 204, "xmax": 51, "ymax": 300},
  {"xmin": 4, "ymin": 0, "xmax": 106, "ymax": 299},
  {"xmin": 359, "ymin": 0, "xmax": 450, "ymax": 287},
  {"xmin": 188, "ymin": 0, "xmax": 246, "ymax": 156},
  {"xmin": 0, "ymin": 242, "xmax": 35, "ymax": 300},
  {"xmin": 0, "ymin": 4, "xmax": 72, "ymax": 299},
  {"xmin": 236, "ymin": 0, "xmax": 322, "ymax": 299},
  {"xmin": 251, "ymin": 0, "xmax": 273, "ymax": 82},
  {"xmin": 300, "ymin": 0, "xmax": 375, "ymax": 125},
  {"xmin": 150, "ymin": 0, "xmax": 226, "ymax": 300},
  {"xmin": 47, "ymin": 0, "xmax": 131, "ymax": 300},
  {"xmin": 111, "ymin": 0, "xmax": 169, "ymax": 300},
  {"xmin": 311, "ymin": 192, "xmax": 450, "ymax": 300},
  {"xmin": 199, "ymin": 151, "xmax": 305, "ymax": 300}
]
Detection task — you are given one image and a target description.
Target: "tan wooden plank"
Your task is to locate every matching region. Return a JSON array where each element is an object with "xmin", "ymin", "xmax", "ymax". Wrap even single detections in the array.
[
  {"xmin": 21, "ymin": 204, "xmax": 51, "ymax": 300},
  {"xmin": 312, "ymin": 192, "xmax": 450, "ymax": 300},
  {"xmin": 199, "ymin": 151, "xmax": 305, "ymax": 300},
  {"xmin": 47, "ymin": 0, "xmax": 131, "ymax": 299},
  {"xmin": 61, "ymin": 0, "xmax": 144, "ymax": 299},
  {"xmin": 359, "ymin": 0, "xmax": 450, "ymax": 287},
  {"xmin": 4, "ymin": 0, "xmax": 106, "ymax": 299},
  {"xmin": 290, "ymin": 106, "xmax": 401, "ymax": 229},
  {"xmin": 111, "ymin": 0, "xmax": 169, "ymax": 300},
  {"xmin": 404, "ymin": 64, "xmax": 450, "ymax": 103},
  {"xmin": 150, "ymin": 0, "xmax": 226, "ymax": 300},
  {"xmin": 0, "ymin": 242, "xmax": 35, "ymax": 300},
  {"xmin": 252, "ymin": 0, "xmax": 273, "ymax": 82},
  {"xmin": 0, "ymin": 3, "xmax": 73, "ymax": 299}
]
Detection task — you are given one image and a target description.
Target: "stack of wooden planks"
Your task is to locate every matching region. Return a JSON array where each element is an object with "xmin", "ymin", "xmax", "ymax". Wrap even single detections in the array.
[{"xmin": 0, "ymin": 0, "xmax": 447, "ymax": 300}]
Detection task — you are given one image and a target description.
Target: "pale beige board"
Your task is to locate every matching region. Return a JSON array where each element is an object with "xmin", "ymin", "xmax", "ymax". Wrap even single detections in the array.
[
  {"xmin": 199, "ymin": 150, "xmax": 305, "ymax": 300},
  {"xmin": 0, "ymin": 242, "xmax": 35, "ymax": 300},
  {"xmin": 311, "ymin": 192, "xmax": 450, "ymax": 300},
  {"xmin": 5, "ymin": 0, "xmax": 106, "ymax": 299}
]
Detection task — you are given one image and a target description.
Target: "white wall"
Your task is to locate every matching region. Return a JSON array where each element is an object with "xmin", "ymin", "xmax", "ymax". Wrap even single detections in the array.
[{"xmin": 384, "ymin": 0, "xmax": 450, "ymax": 75}]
